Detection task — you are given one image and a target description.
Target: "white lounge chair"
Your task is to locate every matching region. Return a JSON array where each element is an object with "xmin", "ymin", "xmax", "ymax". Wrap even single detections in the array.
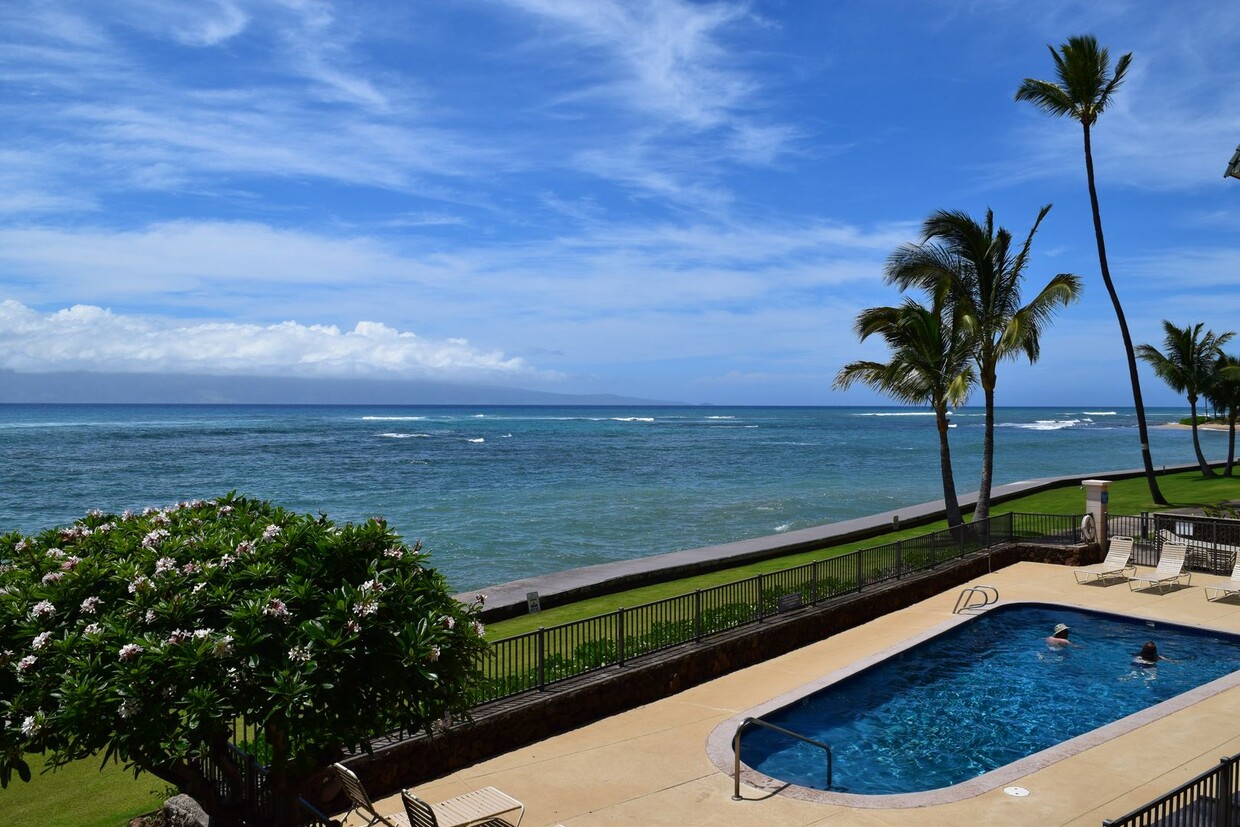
[
  {"xmin": 1206, "ymin": 557, "xmax": 1240, "ymax": 601},
  {"xmin": 1074, "ymin": 535, "xmax": 1135, "ymax": 584},
  {"xmin": 332, "ymin": 762, "xmax": 409, "ymax": 827},
  {"xmin": 402, "ymin": 787, "xmax": 524, "ymax": 827},
  {"xmin": 1129, "ymin": 543, "xmax": 1192, "ymax": 593}
]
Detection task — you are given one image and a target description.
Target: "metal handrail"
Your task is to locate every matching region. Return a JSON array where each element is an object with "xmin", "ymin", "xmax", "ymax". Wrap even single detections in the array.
[
  {"xmin": 953, "ymin": 584, "xmax": 998, "ymax": 614},
  {"xmin": 731, "ymin": 716, "xmax": 832, "ymax": 800}
]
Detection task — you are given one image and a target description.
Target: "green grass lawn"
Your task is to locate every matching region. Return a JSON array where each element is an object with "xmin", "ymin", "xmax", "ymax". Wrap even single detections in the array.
[
  {"xmin": 0, "ymin": 753, "xmax": 166, "ymax": 827},
  {"xmin": 12, "ymin": 468, "xmax": 1240, "ymax": 825}
]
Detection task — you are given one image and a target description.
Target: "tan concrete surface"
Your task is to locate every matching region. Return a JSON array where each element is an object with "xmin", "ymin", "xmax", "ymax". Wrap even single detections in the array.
[{"xmin": 341, "ymin": 562, "xmax": 1240, "ymax": 827}]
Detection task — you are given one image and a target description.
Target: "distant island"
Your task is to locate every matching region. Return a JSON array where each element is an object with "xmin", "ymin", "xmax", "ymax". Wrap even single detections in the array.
[{"xmin": 0, "ymin": 370, "xmax": 679, "ymax": 406}]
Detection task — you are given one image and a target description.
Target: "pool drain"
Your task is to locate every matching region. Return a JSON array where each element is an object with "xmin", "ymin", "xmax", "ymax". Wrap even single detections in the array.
[{"xmin": 1004, "ymin": 786, "xmax": 1030, "ymax": 797}]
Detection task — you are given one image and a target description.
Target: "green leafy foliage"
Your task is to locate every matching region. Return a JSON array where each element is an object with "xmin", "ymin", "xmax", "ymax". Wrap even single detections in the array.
[{"xmin": 0, "ymin": 494, "xmax": 488, "ymax": 823}]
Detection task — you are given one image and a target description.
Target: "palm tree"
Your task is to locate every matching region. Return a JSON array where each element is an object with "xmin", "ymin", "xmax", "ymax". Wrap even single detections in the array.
[
  {"xmin": 1016, "ymin": 35, "xmax": 1168, "ymax": 504},
  {"xmin": 885, "ymin": 206, "xmax": 1082, "ymax": 523},
  {"xmin": 834, "ymin": 297, "xmax": 975, "ymax": 527},
  {"xmin": 1203, "ymin": 353, "xmax": 1240, "ymax": 476},
  {"xmin": 1136, "ymin": 321, "xmax": 1234, "ymax": 477}
]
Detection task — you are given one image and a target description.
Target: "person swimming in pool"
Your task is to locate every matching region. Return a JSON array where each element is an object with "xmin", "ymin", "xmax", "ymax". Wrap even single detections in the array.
[
  {"xmin": 1134, "ymin": 640, "xmax": 1171, "ymax": 666},
  {"xmin": 1046, "ymin": 623, "xmax": 1074, "ymax": 647}
]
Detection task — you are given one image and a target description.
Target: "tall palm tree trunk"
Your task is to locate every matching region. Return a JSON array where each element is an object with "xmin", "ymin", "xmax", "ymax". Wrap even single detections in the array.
[
  {"xmin": 974, "ymin": 382, "xmax": 996, "ymax": 523},
  {"xmin": 1188, "ymin": 395, "xmax": 1216, "ymax": 477},
  {"xmin": 1227, "ymin": 407, "xmax": 1237, "ymax": 476},
  {"xmin": 936, "ymin": 406, "xmax": 964, "ymax": 527},
  {"xmin": 1082, "ymin": 124, "xmax": 1167, "ymax": 504}
]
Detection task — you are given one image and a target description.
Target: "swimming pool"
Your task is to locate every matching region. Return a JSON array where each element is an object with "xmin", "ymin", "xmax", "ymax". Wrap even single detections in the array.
[{"xmin": 710, "ymin": 603, "xmax": 1240, "ymax": 803}]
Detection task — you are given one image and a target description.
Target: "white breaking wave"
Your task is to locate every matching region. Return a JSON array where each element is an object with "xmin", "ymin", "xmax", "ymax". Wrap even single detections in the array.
[
  {"xmin": 612, "ymin": 417, "xmax": 655, "ymax": 422},
  {"xmin": 378, "ymin": 432, "xmax": 430, "ymax": 439},
  {"xmin": 1083, "ymin": 411, "xmax": 1118, "ymax": 416},
  {"xmin": 465, "ymin": 437, "xmax": 485, "ymax": 443},
  {"xmin": 999, "ymin": 419, "xmax": 1082, "ymax": 431},
  {"xmin": 855, "ymin": 411, "xmax": 936, "ymax": 417},
  {"xmin": 705, "ymin": 416, "xmax": 736, "ymax": 420},
  {"xmin": 362, "ymin": 416, "xmax": 426, "ymax": 421},
  {"xmin": 774, "ymin": 523, "xmax": 792, "ymax": 533}
]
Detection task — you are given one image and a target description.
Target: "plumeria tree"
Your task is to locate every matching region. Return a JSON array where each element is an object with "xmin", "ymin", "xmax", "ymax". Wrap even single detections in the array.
[{"xmin": 0, "ymin": 494, "xmax": 489, "ymax": 826}]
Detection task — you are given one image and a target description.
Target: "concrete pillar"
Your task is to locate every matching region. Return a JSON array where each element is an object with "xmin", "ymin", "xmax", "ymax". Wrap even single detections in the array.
[{"xmin": 1082, "ymin": 479, "xmax": 1111, "ymax": 551}]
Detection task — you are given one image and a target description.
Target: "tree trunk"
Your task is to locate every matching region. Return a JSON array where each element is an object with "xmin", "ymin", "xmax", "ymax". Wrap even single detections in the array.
[
  {"xmin": 936, "ymin": 405, "xmax": 964, "ymax": 528},
  {"xmin": 1228, "ymin": 407, "xmax": 1237, "ymax": 476},
  {"xmin": 1082, "ymin": 123, "xmax": 1168, "ymax": 504},
  {"xmin": 973, "ymin": 381, "xmax": 996, "ymax": 524},
  {"xmin": 1188, "ymin": 395, "xmax": 1216, "ymax": 477}
]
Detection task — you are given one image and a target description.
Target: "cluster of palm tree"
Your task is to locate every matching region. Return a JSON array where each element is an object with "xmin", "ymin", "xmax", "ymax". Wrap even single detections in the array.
[
  {"xmin": 835, "ymin": 34, "xmax": 1227, "ymax": 527},
  {"xmin": 834, "ymin": 207, "xmax": 1081, "ymax": 527},
  {"xmin": 1138, "ymin": 322, "xmax": 1240, "ymax": 477}
]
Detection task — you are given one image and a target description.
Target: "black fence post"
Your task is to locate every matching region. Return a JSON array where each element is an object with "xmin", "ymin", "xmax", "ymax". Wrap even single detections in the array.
[
  {"xmin": 694, "ymin": 589, "xmax": 702, "ymax": 642},
  {"xmin": 855, "ymin": 551, "xmax": 863, "ymax": 593},
  {"xmin": 895, "ymin": 540, "xmax": 903, "ymax": 578},
  {"xmin": 537, "ymin": 628, "xmax": 545, "ymax": 691},
  {"xmin": 811, "ymin": 561, "xmax": 819, "ymax": 605},
  {"xmin": 617, "ymin": 608, "xmax": 626, "ymax": 666},
  {"xmin": 757, "ymin": 574, "xmax": 765, "ymax": 620}
]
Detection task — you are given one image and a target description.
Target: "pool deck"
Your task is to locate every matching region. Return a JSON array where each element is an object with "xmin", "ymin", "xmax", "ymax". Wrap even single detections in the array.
[{"xmin": 344, "ymin": 561, "xmax": 1240, "ymax": 827}]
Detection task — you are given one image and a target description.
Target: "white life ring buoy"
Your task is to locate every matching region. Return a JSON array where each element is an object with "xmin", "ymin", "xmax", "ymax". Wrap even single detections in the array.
[{"xmin": 1081, "ymin": 513, "xmax": 1098, "ymax": 544}]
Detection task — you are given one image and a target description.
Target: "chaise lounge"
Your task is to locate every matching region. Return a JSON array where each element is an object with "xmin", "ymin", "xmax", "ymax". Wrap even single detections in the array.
[
  {"xmin": 1128, "ymin": 542, "xmax": 1191, "ymax": 593},
  {"xmin": 1206, "ymin": 557, "xmax": 1240, "ymax": 601},
  {"xmin": 1073, "ymin": 535, "xmax": 1135, "ymax": 585},
  {"xmin": 332, "ymin": 762, "xmax": 408, "ymax": 827},
  {"xmin": 402, "ymin": 787, "xmax": 524, "ymax": 827}
]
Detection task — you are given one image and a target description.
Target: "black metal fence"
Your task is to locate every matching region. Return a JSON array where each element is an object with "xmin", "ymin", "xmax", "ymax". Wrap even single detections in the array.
[
  {"xmin": 196, "ymin": 719, "xmax": 335, "ymax": 826},
  {"xmin": 1109, "ymin": 513, "xmax": 1240, "ymax": 573},
  {"xmin": 475, "ymin": 512, "xmax": 1082, "ymax": 704},
  {"xmin": 1104, "ymin": 752, "xmax": 1240, "ymax": 826}
]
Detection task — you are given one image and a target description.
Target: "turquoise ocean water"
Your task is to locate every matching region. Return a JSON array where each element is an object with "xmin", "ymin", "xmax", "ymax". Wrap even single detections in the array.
[{"xmin": 0, "ymin": 405, "xmax": 1223, "ymax": 591}]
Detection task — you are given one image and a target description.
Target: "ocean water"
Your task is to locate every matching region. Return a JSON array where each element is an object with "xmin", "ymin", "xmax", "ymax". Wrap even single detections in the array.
[{"xmin": 0, "ymin": 405, "xmax": 1221, "ymax": 591}]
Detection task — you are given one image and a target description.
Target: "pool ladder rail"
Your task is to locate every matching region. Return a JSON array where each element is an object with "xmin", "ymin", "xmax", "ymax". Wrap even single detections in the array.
[
  {"xmin": 731, "ymin": 717, "xmax": 832, "ymax": 800},
  {"xmin": 953, "ymin": 584, "xmax": 999, "ymax": 614}
]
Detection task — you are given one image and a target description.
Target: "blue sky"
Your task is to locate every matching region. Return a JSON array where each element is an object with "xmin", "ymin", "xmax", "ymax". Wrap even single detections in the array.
[{"xmin": 1, "ymin": 1, "xmax": 1238, "ymax": 406}]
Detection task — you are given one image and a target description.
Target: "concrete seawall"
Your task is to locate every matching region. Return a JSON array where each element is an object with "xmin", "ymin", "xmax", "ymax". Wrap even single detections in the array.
[{"xmin": 461, "ymin": 462, "xmax": 1210, "ymax": 621}]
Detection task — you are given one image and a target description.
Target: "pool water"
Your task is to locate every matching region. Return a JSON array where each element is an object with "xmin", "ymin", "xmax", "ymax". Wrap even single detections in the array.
[{"xmin": 740, "ymin": 604, "xmax": 1240, "ymax": 795}]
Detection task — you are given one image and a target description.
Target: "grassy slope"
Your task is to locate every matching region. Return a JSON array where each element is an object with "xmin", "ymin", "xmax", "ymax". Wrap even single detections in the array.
[
  {"xmin": 0, "ymin": 753, "xmax": 166, "ymax": 827},
  {"xmin": 10, "ymin": 470, "xmax": 1239, "ymax": 825}
]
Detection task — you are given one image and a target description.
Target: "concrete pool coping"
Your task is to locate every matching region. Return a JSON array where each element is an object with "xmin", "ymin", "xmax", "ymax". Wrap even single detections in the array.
[
  {"xmin": 705, "ymin": 599, "xmax": 1240, "ymax": 809},
  {"xmin": 348, "ymin": 561, "xmax": 1240, "ymax": 827}
]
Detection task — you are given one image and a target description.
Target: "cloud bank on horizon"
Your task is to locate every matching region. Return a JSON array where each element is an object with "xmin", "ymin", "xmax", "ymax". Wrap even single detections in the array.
[{"xmin": 1, "ymin": 1, "xmax": 1238, "ymax": 406}]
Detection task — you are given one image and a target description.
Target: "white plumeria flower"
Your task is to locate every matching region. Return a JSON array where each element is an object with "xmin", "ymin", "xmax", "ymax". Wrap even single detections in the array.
[
  {"xmin": 118, "ymin": 643, "xmax": 143, "ymax": 662},
  {"xmin": 30, "ymin": 600, "xmax": 55, "ymax": 619},
  {"xmin": 32, "ymin": 632, "xmax": 53, "ymax": 650},
  {"xmin": 264, "ymin": 598, "xmax": 290, "ymax": 619},
  {"xmin": 21, "ymin": 715, "xmax": 41, "ymax": 737},
  {"xmin": 261, "ymin": 524, "xmax": 281, "ymax": 542}
]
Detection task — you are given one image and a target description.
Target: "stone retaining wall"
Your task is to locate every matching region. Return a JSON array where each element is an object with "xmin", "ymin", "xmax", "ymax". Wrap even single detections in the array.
[{"xmin": 315, "ymin": 542, "xmax": 1092, "ymax": 813}]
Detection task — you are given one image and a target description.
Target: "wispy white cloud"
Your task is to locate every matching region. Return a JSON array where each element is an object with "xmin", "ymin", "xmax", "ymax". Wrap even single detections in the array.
[{"xmin": 0, "ymin": 299, "xmax": 542, "ymax": 380}]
